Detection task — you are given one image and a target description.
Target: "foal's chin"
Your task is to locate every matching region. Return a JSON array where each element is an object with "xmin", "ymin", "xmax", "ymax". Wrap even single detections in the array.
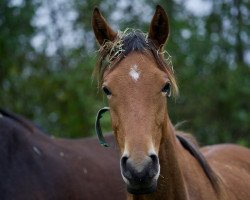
[{"xmin": 126, "ymin": 180, "xmax": 158, "ymax": 195}]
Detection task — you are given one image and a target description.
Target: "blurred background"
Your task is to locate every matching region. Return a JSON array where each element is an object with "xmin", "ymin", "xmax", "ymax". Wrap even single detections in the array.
[{"xmin": 0, "ymin": 0, "xmax": 249, "ymax": 146}]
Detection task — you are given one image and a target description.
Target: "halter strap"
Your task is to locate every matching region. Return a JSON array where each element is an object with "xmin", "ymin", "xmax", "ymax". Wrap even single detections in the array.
[{"xmin": 95, "ymin": 107, "xmax": 110, "ymax": 147}]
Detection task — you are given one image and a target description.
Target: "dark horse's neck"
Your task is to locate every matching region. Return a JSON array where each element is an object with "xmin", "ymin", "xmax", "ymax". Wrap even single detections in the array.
[{"xmin": 128, "ymin": 117, "xmax": 221, "ymax": 200}]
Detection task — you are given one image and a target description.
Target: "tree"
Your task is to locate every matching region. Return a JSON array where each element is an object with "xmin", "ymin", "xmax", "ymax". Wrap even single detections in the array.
[{"xmin": 1, "ymin": 0, "xmax": 249, "ymax": 146}]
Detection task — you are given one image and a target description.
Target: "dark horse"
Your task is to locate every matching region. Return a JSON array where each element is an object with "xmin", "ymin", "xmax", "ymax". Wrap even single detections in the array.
[
  {"xmin": 92, "ymin": 5, "xmax": 250, "ymax": 200},
  {"xmin": 0, "ymin": 109, "xmax": 125, "ymax": 200}
]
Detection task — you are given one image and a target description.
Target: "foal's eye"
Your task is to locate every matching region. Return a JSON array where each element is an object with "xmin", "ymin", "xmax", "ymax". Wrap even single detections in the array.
[
  {"xmin": 161, "ymin": 83, "xmax": 171, "ymax": 97},
  {"xmin": 102, "ymin": 86, "xmax": 112, "ymax": 96}
]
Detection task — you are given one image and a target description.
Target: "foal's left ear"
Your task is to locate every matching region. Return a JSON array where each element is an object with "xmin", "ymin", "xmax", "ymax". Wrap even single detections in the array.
[
  {"xmin": 148, "ymin": 5, "xmax": 169, "ymax": 49},
  {"xmin": 92, "ymin": 7, "xmax": 117, "ymax": 45}
]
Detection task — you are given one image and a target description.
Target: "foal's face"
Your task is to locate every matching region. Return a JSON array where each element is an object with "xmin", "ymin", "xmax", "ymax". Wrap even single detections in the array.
[
  {"xmin": 92, "ymin": 5, "xmax": 171, "ymax": 194},
  {"xmin": 103, "ymin": 52, "xmax": 170, "ymax": 194}
]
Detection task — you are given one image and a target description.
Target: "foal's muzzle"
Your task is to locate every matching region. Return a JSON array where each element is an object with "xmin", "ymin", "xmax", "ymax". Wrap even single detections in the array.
[{"xmin": 120, "ymin": 154, "xmax": 160, "ymax": 195}]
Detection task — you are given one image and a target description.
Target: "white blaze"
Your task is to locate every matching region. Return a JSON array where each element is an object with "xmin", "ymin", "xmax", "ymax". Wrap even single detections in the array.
[{"xmin": 129, "ymin": 64, "xmax": 140, "ymax": 81}]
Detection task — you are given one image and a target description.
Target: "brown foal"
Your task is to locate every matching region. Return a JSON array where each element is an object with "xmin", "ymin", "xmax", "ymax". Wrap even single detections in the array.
[{"xmin": 92, "ymin": 5, "xmax": 250, "ymax": 200}]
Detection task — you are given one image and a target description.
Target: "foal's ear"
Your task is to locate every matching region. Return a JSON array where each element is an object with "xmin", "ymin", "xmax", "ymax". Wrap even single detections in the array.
[
  {"xmin": 92, "ymin": 7, "xmax": 117, "ymax": 45},
  {"xmin": 148, "ymin": 5, "xmax": 169, "ymax": 48}
]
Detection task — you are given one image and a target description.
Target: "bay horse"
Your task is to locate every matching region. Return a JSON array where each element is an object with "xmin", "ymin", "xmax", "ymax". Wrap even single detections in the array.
[
  {"xmin": 0, "ymin": 109, "xmax": 125, "ymax": 200},
  {"xmin": 92, "ymin": 5, "xmax": 250, "ymax": 200}
]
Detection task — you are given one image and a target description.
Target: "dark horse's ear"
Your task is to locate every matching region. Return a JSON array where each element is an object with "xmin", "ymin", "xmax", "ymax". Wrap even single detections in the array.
[
  {"xmin": 92, "ymin": 7, "xmax": 117, "ymax": 45},
  {"xmin": 148, "ymin": 5, "xmax": 169, "ymax": 49}
]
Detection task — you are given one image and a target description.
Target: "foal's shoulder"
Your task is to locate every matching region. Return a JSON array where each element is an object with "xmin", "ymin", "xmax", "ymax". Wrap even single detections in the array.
[
  {"xmin": 201, "ymin": 144, "xmax": 250, "ymax": 170},
  {"xmin": 201, "ymin": 143, "xmax": 249, "ymax": 156}
]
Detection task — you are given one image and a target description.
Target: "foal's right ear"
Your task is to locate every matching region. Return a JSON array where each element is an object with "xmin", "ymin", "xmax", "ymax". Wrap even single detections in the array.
[{"xmin": 92, "ymin": 7, "xmax": 117, "ymax": 45}]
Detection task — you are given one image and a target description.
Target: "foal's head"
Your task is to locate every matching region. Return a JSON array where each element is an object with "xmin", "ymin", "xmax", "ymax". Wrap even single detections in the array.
[{"xmin": 92, "ymin": 5, "xmax": 178, "ymax": 195}]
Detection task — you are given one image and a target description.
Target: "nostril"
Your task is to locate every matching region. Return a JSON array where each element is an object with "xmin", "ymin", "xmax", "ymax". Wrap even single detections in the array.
[
  {"xmin": 149, "ymin": 154, "xmax": 159, "ymax": 169},
  {"xmin": 149, "ymin": 154, "xmax": 158, "ymax": 163},
  {"xmin": 121, "ymin": 156, "xmax": 133, "ymax": 180},
  {"xmin": 121, "ymin": 155, "xmax": 129, "ymax": 169},
  {"xmin": 148, "ymin": 154, "xmax": 159, "ymax": 179}
]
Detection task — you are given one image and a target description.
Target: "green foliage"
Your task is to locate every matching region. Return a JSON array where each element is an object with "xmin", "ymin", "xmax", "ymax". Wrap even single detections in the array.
[
  {"xmin": 0, "ymin": 0, "xmax": 249, "ymax": 146},
  {"xmin": 162, "ymin": 0, "xmax": 250, "ymax": 146}
]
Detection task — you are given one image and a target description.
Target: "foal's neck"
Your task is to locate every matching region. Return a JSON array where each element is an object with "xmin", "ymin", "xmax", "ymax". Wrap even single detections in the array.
[{"xmin": 155, "ymin": 120, "xmax": 189, "ymax": 200}]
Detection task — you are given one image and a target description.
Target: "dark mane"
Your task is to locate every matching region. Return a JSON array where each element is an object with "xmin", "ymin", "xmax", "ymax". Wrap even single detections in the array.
[
  {"xmin": 0, "ymin": 109, "xmax": 37, "ymax": 133},
  {"xmin": 94, "ymin": 30, "xmax": 178, "ymax": 96},
  {"xmin": 176, "ymin": 133, "xmax": 221, "ymax": 193},
  {"xmin": 122, "ymin": 31, "xmax": 148, "ymax": 55}
]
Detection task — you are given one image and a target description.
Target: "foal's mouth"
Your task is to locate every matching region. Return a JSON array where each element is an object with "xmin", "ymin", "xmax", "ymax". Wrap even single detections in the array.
[
  {"xmin": 126, "ymin": 180, "xmax": 157, "ymax": 195},
  {"xmin": 121, "ymin": 168, "xmax": 159, "ymax": 195}
]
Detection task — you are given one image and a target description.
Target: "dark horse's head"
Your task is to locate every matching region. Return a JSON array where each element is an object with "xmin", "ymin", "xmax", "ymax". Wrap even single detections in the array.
[{"xmin": 92, "ymin": 5, "xmax": 177, "ymax": 195}]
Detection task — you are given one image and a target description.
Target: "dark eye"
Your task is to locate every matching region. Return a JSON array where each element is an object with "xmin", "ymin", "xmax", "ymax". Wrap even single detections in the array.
[
  {"xmin": 102, "ymin": 86, "xmax": 112, "ymax": 96},
  {"xmin": 162, "ymin": 83, "xmax": 171, "ymax": 97}
]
